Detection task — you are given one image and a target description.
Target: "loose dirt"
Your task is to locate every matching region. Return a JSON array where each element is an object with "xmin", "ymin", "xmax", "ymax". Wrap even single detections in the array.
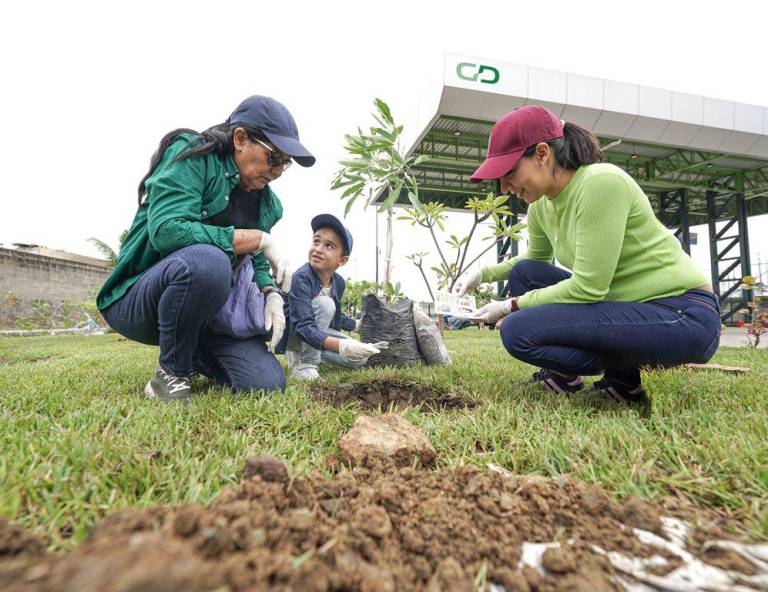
[
  {"xmin": 311, "ymin": 378, "xmax": 474, "ymax": 411},
  {"xmin": 1, "ymin": 461, "xmax": 759, "ymax": 592}
]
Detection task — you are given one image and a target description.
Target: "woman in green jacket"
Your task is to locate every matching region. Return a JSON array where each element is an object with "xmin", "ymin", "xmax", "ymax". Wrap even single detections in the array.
[
  {"xmin": 455, "ymin": 106, "xmax": 720, "ymax": 405},
  {"xmin": 97, "ymin": 96, "xmax": 315, "ymax": 403}
]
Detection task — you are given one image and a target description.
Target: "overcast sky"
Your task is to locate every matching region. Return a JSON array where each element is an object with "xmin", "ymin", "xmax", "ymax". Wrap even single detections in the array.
[{"xmin": 2, "ymin": 0, "xmax": 768, "ymax": 301}]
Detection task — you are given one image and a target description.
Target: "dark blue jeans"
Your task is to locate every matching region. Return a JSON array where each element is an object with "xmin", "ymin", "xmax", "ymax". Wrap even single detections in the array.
[
  {"xmin": 500, "ymin": 259, "xmax": 721, "ymax": 384},
  {"xmin": 102, "ymin": 244, "xmax": 285, "ymax": 393}
]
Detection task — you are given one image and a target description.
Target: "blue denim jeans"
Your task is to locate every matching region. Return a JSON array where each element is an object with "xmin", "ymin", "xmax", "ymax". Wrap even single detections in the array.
[
  {"xmin": 500, "ymin": 259, "xmax": 721, "ymax": 383},
  {"xmin": 287, "ymin": 294, "xmax": 365, "ymax": 370},
  {"xmin": 102, "ymin": 244, "xmax": 285, "ymax": 393}
]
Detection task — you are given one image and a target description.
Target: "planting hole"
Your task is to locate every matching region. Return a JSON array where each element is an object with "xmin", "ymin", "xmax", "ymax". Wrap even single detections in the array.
[{"xmin": 311, "ymin": 378, "xmax": 474, "ymax": 411}]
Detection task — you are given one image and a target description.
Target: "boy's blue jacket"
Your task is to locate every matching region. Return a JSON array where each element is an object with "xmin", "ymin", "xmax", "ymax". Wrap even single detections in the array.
[{"xmin": 275, "ymin": 262, "xmax": 356, "ymax": 353}]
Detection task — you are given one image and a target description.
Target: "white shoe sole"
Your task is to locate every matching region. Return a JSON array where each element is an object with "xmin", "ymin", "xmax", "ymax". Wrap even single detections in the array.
[
  {"xmin": 144, "ymin": 381, "xmax": 157, "ymax": 399},
  {"xmin": 291, "ymin": 366, "xmax": 321, "ymax": 381}
]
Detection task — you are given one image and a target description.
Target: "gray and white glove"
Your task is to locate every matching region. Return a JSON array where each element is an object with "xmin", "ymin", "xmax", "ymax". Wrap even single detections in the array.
[
  {"xmin": 257, "ymin": 232, "xmax": 291, "ymax": 292},
  {"xmin": 264, "ymin": 291, "xmax": 285, "ymax": 349},
  {"xmin": 338, "ymin": 339, "xmax": 381, "ymax": 362},
  {"xmin": 471, "ymin": 298, "xmax": 517, "ymax": 324},
  {"xmin": 354, "ymin": 318, "xmax": 362, "ymax": 333},
  {"xmin": 453, "ymin": 267, "xmax": 483, "ymax": 297}
]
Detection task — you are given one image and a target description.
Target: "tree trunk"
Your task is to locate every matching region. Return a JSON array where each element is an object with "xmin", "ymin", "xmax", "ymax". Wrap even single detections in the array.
[{"xmin": 383, "ymin": 207, "xmax": 394, "ymax": 290}]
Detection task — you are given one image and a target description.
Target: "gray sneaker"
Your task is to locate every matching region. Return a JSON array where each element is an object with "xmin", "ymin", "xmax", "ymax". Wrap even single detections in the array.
[{"xmin": 144, "ymin": 367, "xmax": 193, "ymax": 404}]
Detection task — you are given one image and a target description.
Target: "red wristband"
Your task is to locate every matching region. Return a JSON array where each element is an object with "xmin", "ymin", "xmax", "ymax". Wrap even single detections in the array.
[{"xmin": 509, "ymin": 297, "xmax": 520, "ymax": 312}]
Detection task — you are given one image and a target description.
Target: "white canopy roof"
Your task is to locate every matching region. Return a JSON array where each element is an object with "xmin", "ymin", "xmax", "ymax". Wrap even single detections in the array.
[{"xmin": 433, "ymin": 53, "xmax": 768, "ymax": 159}]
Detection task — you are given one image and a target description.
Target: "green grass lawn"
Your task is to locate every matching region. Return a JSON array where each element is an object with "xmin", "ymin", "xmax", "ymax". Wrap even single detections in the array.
[{"xmin": 1, "ymin": 331, "xmax": 766, "ymax": 549}]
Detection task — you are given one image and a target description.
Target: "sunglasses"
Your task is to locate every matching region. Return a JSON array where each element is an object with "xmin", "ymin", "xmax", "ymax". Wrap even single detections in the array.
[{"xmin": 250, "ymin": 136, "xmax": 293, "ymax": 170}]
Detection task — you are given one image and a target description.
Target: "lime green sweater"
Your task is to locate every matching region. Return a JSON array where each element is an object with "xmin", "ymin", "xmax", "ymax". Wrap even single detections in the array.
[{"xmin": 481, "ymin": 163, "xmax": 708, "ymax": 309}]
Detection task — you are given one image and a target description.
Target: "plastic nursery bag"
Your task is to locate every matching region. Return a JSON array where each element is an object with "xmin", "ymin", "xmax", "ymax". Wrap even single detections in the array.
[
  {"xmin": 359, "ymin": 295, "xmax": 421, "ymax": 367},
  {"xmin": 413, "ymin": 310, "xmax": 452, "ymax": 366}
]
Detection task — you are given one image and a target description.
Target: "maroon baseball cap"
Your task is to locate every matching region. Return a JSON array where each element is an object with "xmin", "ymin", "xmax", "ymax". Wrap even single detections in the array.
[{"xmin": 470, "ymin": 106, "xmax": 564, "ymax": 183}]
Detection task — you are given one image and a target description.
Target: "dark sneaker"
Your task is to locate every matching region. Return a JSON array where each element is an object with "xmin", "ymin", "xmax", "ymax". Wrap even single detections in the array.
[
  {"xmin": 526, "ymin": 369, "xmax": 585, "ymax": 394},
  {"xmin": 144, "ymin": 367, "xmax": 193, "ymax": 404},
  {"xmin": 591, "ymin": 377, "xmax": 649, "ymax": 405}
]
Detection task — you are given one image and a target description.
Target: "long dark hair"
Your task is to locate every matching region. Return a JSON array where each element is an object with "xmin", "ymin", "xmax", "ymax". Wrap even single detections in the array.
[
  {"xmin": 137, "ymin": 123, "xmax": 268, "ymax": 204},
  {"xmin": 522, "ymin": 122, "xmax": 603, "ymax": 173}
]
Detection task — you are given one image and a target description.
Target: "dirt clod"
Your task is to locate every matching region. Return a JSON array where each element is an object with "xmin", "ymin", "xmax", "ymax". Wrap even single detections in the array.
[
  {"xmin": 338, "ymin": 414, "xmax": 436, "ymax": 467},
  {"xmin": 542, "ymin": 547, "xmax": 576, "ymax": 573},
  {"xmin": 0, "ymin": 518, "xmax": 46, "ymax": 557},
  {"xmin": 701, "ymin": 545, "xmax": 758, "ymax": 575},
  {"xmin": 621, "ymin": 495, "xmax": 664, "ymax": 536},
  {"xmin": 582, "ymin": 484, "xmax": 611, "ymax": 515},
  {"xmin": 426, "ymin": 557, "xmax": 473, "ymax": 592},
  {"xmin": 312, "ymin": 378, "xmax": 473, "ymax": 411},
  {"xmin": 243, "ymin": 454, "xmax": 289, "ymax": 483}
]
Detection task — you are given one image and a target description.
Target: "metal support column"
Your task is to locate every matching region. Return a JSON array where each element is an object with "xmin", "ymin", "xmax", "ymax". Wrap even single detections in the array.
[
  {"xmin": 706, "ymin": 185, "xmax": 752, "ymax": 323},
  {"xmin": 658, "ymin": 189, "xmax": 691, "ymax": 254},
  {"xmin": 496, "ymin": 191, "xmax": 521, "ymax": 297}
]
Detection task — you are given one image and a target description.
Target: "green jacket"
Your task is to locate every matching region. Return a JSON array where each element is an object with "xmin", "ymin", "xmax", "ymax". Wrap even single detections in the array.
[{"xmin": 97, "ymin": 134, "xmax": 283, "ymax": 310}]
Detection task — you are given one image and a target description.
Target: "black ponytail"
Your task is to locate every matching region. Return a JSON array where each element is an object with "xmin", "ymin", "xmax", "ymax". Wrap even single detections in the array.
[
  {"xmin": 522, "ymin": 122, "xmax": 603, "ymax": 172},
  {"xmin": 136, "ymin": 123, "xmax": 268, "ymax": 204}
]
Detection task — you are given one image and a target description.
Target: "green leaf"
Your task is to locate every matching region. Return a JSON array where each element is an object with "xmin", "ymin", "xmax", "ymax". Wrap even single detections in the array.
[
  {"xmin": 374, "ymin": 98, "xmax": 394, "ymax": 125},
  {"xmin": 344, "ymin": 192, "xmax": 361, "ymax": 216},
  {"xmin": 338, "ymin": 159, "xmax": 369, "ymax": 169},
  {"xmin": 380, "ymin": 178, "xmax": 405, "ymax": 211},
  {"xmin": 341, "ymin": 182, "xmax": 365, "ymax": 199},
  {"xmin": 332, "ymin": 175, "xmax": 362, "ymax": 190},
  {"xmin": 413, "ymin": 154, "xmax": 430, "ymax": 166},
  {"xmin": 406, "ymin": 189, "xmax": 426, "ymax": 216},
  {"xmin": 494, "ymin": 194, "xmax": 509, "ymax": 207}
]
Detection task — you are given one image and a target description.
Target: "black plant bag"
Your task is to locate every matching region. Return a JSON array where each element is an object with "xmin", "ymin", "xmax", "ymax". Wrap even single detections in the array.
[{"xmin": 358, "ymin": 295, "xmax": 421, "ymax": 367}]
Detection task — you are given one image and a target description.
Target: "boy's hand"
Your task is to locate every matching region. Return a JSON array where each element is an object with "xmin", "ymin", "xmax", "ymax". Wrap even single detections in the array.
[
  {"xmin": 264, "ymin": 291, "xmax": 285, "ymax": 349},
  {"xmin": 257, "ymin": 232, "xmax": 292, "ymax": 291},
  {"xmin": 338, "ymin": 339, "xmax": 380, "ymax": 361}
]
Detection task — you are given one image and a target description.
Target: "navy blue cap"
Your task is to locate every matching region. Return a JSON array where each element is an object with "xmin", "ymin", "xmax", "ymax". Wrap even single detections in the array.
[
  {"xmin": 227, "ymin": 95, "xmax": 316, "ymax": 167},
  {"xmin": 311, "ymin": 214, "xmax": 354, "ymax": 256}
]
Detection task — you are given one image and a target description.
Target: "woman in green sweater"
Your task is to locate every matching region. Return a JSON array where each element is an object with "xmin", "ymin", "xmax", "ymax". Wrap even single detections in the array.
[{"xmin": 455, "ymin": 106, "xmax": 720, "ymax": 404}]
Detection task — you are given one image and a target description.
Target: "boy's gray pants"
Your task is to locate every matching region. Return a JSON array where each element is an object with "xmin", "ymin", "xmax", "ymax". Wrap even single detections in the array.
[{"xmin": 287, "ymin": 294, "xmax": 365, "ymax": 370}]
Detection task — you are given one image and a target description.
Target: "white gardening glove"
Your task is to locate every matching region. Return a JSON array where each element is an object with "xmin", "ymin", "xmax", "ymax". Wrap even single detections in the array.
[
  {"xmin": 257, "ymin": 232, "xmax": 291, "ymax": 292},
  {"xmin": 338, "ymin": 339, "xmax": 381, "ymax": 362},
  {"xmin": 471, "ymin": 299, "xmax": 514, "ymax": 324},
  {"xmin": 264, "ymin": 291, "xmax": 285, "ymax": 349},
  {"xmin": 453, "ymin": 267, "xmax": 483, "ymax": 297},
  {"xmin": 354, "ymin": 319, "xmax": 362, "ymax": 333}
]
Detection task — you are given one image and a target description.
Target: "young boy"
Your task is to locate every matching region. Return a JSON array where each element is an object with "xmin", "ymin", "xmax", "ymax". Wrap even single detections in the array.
[{"xmin": 279, "ymin": 214, "xmax": 381, "ymax": 380}]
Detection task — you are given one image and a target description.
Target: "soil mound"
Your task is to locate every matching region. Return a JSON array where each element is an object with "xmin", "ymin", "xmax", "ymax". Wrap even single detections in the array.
[
  {"xmin": 1, "ymin": 462, "xmax": 760, "ymax": 592},
  {"xmin": 312, "ymin": 378, "xmax": 474, "ymax": 411}
]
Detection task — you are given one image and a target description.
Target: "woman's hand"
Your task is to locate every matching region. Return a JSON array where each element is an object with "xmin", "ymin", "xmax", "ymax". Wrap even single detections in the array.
[
  {"xmin": 453, "ymin": 268, "xmax": 482, "ymax": 296},
  {"xmin": 257, "ymin": 232, "xmax": 292, "ymax": 291},
  {"xmin": 471, "ymin": 297, "xmax": 519, "ymax": 324},
  {"xmin": 264, "ymin": 291, "xmax": 285, "ymax": 349}
]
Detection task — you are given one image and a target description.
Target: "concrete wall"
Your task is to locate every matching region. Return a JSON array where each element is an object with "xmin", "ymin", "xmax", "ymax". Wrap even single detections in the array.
[{"xmin": 0, "ymin": 248, "xmax": 110, "ymax": 326}]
